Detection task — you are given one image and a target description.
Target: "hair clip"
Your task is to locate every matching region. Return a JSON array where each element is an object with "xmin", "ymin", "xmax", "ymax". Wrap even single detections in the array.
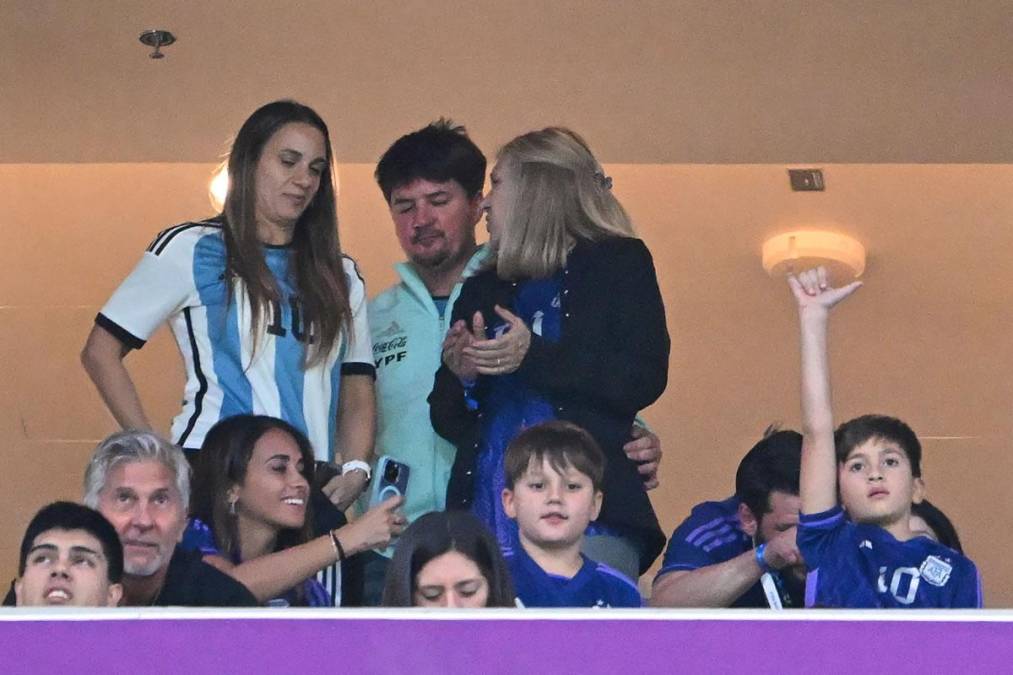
[{"xmin": 594, "ymin": 171, "xmax": 613, "ymax": 191}]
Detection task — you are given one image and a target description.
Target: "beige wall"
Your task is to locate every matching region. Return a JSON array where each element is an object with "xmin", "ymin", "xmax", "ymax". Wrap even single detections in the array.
[
  {"xmin": 2, "ymin": 163, "xmax": 1010, "ymax": 605},
  {"xmin": 8, "ymin": 1, "xmax": 1013, "ymax": 165}
]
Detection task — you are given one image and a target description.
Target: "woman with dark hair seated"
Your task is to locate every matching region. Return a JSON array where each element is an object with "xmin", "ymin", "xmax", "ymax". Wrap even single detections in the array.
[
  {"xmin": 189, "ymin": 415, "xmax": 405, "ymax": 606},
  {"xmin": 382, "ymin": 511, "xmax": 515, "ymax": 607}
]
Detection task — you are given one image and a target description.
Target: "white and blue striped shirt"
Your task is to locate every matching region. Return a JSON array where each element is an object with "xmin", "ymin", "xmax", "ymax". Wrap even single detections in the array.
[{"xmin": 98, "ymin": 219, "xmax": 373, "ymax": 457}]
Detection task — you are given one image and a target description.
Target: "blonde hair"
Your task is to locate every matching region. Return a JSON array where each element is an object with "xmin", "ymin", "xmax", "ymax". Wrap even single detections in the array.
[{"xmin": 491, "ymin": 127, "xmax": 635, "ymax": 280}]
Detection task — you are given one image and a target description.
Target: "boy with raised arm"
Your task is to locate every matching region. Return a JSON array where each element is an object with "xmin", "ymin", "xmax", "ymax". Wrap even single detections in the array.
[
  {"xmin": 501, "ymin": 421, "xmax": 641, "ymax": 608},
  {"xmin": 790, "ymin": 267, "xmax": 981, "ymax": 608}
]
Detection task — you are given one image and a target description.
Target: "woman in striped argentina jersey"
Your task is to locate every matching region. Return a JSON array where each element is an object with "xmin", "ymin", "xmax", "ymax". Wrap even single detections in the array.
[{"xmin": 82, "ymin": 100, "xmax": 376, "ymax": 513}]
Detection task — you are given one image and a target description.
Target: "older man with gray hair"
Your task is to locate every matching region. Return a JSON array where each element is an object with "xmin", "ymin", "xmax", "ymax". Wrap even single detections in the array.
[{"xmin": 81, "ymin": 430, "xmax": 256, "ymax": 606}]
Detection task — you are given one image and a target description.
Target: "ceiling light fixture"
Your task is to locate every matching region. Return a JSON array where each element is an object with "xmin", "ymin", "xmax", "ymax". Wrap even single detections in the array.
[
  {"xmin": 139, "ymin": 29, "xmax": 176, "ymax": 59},
  {"xmin": 762, "ymin": 230, "xmax": 866, "ymax": 282}
]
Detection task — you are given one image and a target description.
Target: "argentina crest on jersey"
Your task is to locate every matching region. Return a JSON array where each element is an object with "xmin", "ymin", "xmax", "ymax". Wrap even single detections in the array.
[{"xmin": 919, "ymin": 555, "xmax": 953, "ymax": 587}]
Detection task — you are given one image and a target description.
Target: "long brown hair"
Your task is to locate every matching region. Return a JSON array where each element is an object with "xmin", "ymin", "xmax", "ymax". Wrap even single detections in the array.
[
  {"xmin": 191, "ymin": 415, "xmax": 315, "ymax": 561},
  {"xmin": 223, "ymin": 100, "xmax": 350, "ymax": 366}
]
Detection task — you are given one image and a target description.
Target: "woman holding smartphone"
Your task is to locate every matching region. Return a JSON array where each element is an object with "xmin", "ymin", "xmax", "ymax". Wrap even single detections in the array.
[{"xmin": 188, "ymin": 415, "xmax": 405, "ymax": 606}]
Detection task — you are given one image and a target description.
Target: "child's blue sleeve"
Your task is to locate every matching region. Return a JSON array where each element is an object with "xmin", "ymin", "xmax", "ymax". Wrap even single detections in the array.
[
  {"xmin": 953, "ymin": 560, "xmax": 984, "ymax": 608},
  {"xmin": 796, "ymin": 505, "xmax": 847, "ymax": 571}
]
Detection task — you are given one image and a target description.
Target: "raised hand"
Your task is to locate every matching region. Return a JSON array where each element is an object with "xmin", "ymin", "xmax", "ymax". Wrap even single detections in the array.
[
  {"xmin": 793, "ymin": 266, "xmax": 858, "ymax": 516},
  {"xmin": 463, "ymin": 305, "xmax": 532, "ymax": 376},
  {"xmin": 787, "ymin": 266, "xmax": 862, "ymax": 315}
]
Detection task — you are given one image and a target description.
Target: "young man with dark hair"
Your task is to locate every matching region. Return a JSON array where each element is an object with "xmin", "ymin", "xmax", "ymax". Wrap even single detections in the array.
[
  {"xmin": 651, "ymin": 428, "xmax": 805, "ymax": 608},
  {"xmin": 790, "ymin": 266, "xmax": 981, "ymax": 607},
  {"xmin": 15, "ymin": 501, "xmax": 124, "ymax": 607},
  {"xmin": 360, "ymin": 121, "xmax": 662, "ymax": 603},
  {"xmin": 374, "ymin": 118, "xmax": 488, "ymax": 208},
  {"xmin": 501, "ymin": 421, "xmax": 641, "ymax": 608}
]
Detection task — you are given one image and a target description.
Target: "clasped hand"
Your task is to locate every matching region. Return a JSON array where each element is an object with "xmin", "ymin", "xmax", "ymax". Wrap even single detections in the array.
[{"xmin": 441, "ymin": 305, "xmax": 531, "ymax": 382}]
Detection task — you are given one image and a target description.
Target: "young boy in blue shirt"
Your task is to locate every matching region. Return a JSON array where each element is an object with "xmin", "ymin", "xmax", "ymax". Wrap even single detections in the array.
[
  {"xmin": 790, "ymin": 267, "xmax": 982, "ymax": 608},
  {"xmin": 501, "ymin": 421, "xmax": 642, "ymax": 608}
]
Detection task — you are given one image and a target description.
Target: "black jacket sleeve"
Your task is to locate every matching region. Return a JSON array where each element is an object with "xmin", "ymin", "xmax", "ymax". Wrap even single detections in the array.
[
  {"xmin": 428, "ymin": 270, "xmax": 493, "ymax": 450},
  {"xmin": 516, "ymin": 237, "xmax": 670, "ymax": 416}
]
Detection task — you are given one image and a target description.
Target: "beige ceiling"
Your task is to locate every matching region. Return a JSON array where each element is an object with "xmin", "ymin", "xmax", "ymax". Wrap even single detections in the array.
[{"xmin": 4, "ymin": 0, "xmax": 1013, "ymax": 165}]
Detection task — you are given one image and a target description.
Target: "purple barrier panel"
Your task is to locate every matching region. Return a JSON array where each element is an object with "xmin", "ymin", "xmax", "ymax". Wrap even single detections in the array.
[{"xmin": 2, "ymin": 610, "xmax": 1011, "ymax": 674}]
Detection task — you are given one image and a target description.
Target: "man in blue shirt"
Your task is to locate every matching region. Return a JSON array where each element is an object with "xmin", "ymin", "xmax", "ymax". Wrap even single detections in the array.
[
  {"xmin": 651, "ymin": 429, "xmax": 806, "ymax": 608},
  {"xmin": 789, "ymin": 267, "xmax": 981, "ymax": 608}
]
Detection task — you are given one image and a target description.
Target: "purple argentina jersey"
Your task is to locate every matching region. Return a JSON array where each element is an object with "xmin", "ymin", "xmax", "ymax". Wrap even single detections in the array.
[
  {"xmin": 657, "ymin": 497, "xmax": 749, "ymax": 575},
  {"xmin": 505, "ymin": 544, "xmax": 641, "ymax": 608},
  {"xmin": 471, "ymin": 274, "xmax": 563, "ymax": 548},
  {"xmin": 656, "ymin": 496, "xmax": 806, "ymax": 608},
  {"xmin": 183, "ymin": 518, "xmax": 332, "ymax": 607},
  {"xmin": 798, "ymin": 505, "xmax": 982, "ymax": 608}
]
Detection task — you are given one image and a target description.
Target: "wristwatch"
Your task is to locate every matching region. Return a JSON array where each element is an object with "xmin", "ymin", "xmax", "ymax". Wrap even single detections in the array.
[{"xmin": 341, "ymin": 460, "xmax": 372, "ymax": 484}]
